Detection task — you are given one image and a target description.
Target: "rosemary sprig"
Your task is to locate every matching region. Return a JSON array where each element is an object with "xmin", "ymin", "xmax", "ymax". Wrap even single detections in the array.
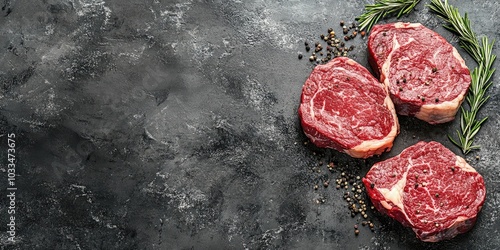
[
  {"xmin": 356, "ymin": 0, "xmax": 421, "ymax": 33},
  {"xmin": 429, "ymin": 0, "xmax": 496, "ymax": 154}
]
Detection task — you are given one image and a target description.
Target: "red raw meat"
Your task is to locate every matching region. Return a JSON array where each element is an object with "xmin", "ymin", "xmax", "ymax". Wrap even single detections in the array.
[
  {"xmin": 363, "ymin": 141, "xmax": 486, "ymax": 242},
  {"xmin": 298, "ymin": 57, "xmax": 399, "ymax": 158},
  {"xmin": 368, "ymin": 22, "xmax": 471, "ymax": 124}
]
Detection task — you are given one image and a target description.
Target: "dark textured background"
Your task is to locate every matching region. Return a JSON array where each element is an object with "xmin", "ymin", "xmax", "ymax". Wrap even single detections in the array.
[{"xmin": 0, "ymin": 0, "xmax": 499, "ymax": 249}]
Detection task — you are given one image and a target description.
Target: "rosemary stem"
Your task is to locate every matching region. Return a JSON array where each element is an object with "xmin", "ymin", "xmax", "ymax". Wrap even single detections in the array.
[
  {"xmin": 429, "ymin": 0, "xmax": 496, "ymax": 154},
  {"xmin": 356, "ymin": 0, "xmax": 421, "ymax": 33}
]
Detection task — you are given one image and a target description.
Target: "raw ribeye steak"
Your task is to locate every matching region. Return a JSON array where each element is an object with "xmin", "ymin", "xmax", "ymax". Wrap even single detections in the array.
[
  {"xmin": 363, "ymin": 141, "xmax": 486, "ymax": 242},
  {"xmin": 298, "ymin": 57, "xmax": 399, "ymax": 158},
  {"xmin": 368, "ymin": 22, "xmax": 471, "ymax": 124}
]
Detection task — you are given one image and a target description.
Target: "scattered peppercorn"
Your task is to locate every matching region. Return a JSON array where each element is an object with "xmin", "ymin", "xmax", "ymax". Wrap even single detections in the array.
[
  {"xmin": 300, "ymin": 23, "xmax": 360, "ymax": 64},
  {"xmin": 360, "ymin": 31, "xmax": 366, "ymax": 37},
  {"xmin": 340, "ymin": 20, "xmax": 345, "ymax": 26},
  {"xmin": 432, "ymin": 67, "xmax": 438, "ymax": 73},
  {"xmin": 298, "ymin": 54, "xmax": 303, "ymax": 60}
]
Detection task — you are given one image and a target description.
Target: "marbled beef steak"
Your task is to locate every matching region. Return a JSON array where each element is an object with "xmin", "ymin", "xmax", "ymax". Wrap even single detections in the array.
[
  {"xmin": 363, "ymin": 141, "xmax": 486, "ymax": 242},
  {"xmin": 298, "ymin": 57, "xmax": 399, "ymax": 158},
  {"xmin": 368, "ymin": 22, "xmax": 471, "ymax": 124}
]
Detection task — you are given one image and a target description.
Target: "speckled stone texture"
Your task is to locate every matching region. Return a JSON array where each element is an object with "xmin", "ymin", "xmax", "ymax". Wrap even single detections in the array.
[{"xmin": 0, "ymin": 0, "xmax": 498, "ymax": 249}]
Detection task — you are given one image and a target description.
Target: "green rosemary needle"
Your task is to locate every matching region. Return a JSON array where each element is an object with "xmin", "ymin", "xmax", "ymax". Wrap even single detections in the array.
[
  {"xmin": 356, "ymin": 0, "xmax": 421, "ymax": 33},
  {"xmin": 429, "ymin": 0, "xmax": 496, "ymax": 154}
]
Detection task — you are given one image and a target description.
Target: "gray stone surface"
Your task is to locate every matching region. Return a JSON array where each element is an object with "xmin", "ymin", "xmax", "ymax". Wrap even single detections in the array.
[{"xmin": 0, "ymin": 0, "xmax": 498, "ymax": 249}]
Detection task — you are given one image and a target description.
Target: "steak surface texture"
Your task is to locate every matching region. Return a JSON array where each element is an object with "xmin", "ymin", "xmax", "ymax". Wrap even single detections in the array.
[
  {"xmin": 298, "ymin": 57, "xmax": 399, "ymax": 158},
  {"xmin": 368, "ymin": 22, "xmax": 471, "ymax": 124},
  {"xmin": 363, "ymin": 141, "xmax": 486, "ymax": 242}
]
